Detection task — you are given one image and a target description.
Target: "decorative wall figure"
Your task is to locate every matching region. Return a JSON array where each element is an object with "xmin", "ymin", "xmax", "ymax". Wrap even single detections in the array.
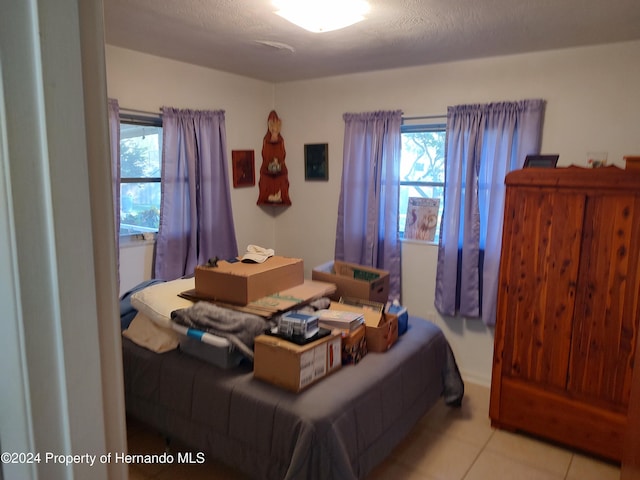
[{"xmin": 257, "ymin": 110, "xmax": 291, "ymax": 206}]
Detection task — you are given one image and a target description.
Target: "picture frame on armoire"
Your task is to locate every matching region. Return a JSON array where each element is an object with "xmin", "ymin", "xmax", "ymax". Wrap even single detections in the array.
[{"xmin": 523, "ymin": 154, "xmax": 559, "ymax": 168}]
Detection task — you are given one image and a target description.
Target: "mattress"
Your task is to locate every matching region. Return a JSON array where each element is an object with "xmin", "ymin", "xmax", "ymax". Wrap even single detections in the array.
[{"xmin": 122, "ymin": 316, "xmax": 464, "ymax": 479}]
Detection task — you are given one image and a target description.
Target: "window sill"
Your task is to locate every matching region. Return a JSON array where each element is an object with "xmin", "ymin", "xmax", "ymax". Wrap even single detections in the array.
[
  {"xmin": 120, "ymin": 233, "xmax": 156, "ymax": 248},
  {"xmin": 400, "ymin": 237, "xmax": 439, "ymax": 247}
]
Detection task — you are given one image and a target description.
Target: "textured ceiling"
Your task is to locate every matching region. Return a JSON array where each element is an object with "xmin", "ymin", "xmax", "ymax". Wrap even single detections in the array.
[{"xmin": 103, "ymin": 0, "xmax": 640, "ymax": 83}]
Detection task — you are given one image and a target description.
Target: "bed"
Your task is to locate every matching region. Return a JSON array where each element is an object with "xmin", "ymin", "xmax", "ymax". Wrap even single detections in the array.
[{"xmin": 120, "ymin": 280, "xmax": 464, "ymax": 480}]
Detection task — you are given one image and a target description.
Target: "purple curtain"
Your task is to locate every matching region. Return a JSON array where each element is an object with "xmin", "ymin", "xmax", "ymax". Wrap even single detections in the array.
[
  {"xmin": 434, "ymin": 99, "xmax": 545, "ymax": 325},
  {"xmin": 154, "ymin": 108, "xmax": 238, "ymax": 280},
  {"xmin": 107, "ymin": 98, "xmax": 120, "ymax": 287},
  {"xmin": 335, "ymin": 110, "xmax": 402, "ymax": 301}
]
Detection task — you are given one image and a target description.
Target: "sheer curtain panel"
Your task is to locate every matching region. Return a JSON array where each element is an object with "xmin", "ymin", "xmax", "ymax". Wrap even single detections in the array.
[
  {"xmin": 155, "ymin": 108, "xmax": 238, "ymax": 280},
  {"xmin": 335, "ymin": 110, "xmax": 403, "ymax": 301},
  {"xmin": 434, "ymin": 99, "xmax": 545, "ymax": 325}
]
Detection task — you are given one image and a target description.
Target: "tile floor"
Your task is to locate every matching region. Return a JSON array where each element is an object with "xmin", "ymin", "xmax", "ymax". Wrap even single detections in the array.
[{"xmin": 127, "ymin": 382, "xmax": 621, "ymax": 480}]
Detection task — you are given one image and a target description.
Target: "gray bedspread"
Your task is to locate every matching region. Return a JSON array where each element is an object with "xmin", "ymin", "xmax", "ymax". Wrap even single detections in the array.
[{"xmin": 122, "ymin": 316, "xmax": 464, "ymax": 479}]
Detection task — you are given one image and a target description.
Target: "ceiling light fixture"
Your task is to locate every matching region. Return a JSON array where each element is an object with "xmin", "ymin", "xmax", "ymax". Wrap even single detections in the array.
[{"xmin": 273, "ymin": 0, "xmax": 370, "ymax": 33}]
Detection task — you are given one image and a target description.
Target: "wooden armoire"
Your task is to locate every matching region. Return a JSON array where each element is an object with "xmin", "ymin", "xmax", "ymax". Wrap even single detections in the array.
[{"xmin": 490, "ymin": 166, "xmax": 640, "ymax": 462}]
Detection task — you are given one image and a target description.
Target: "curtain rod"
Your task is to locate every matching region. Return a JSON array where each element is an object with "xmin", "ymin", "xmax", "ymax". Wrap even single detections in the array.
[
  {"xmin": 118, "ymin": 110, "xmax": 445, "ymax": 120},
  {"xmin": 119, "ymin": 107, "xmax": 162, "ymax": 116},
  {"xmin": 402, "ymin": 114, "xmax": 446, "ymax": 121}
]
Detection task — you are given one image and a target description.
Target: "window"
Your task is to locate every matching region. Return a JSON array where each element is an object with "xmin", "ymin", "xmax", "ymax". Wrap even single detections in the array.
[
  {"xmin": 399, "ymin": 120, "xmax": 446, "ymax": 241},
  {"xmin": 119, "ymin": 117, "xmax": 162, "ymax": 236}
]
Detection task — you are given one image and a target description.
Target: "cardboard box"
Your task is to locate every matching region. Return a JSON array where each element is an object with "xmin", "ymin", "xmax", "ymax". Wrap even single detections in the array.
[
  {"xmin": 365, "ymin": 314, "xmax": 398, "ymax": 352},
  {"xmin": 194, "ymin": 256, "xmax": 304, "ymax": 305},
  {"xmin": 181, "ymin": 279, "xmax": 336, "ymax": 318},
  {"xmin": 329, "ymin": 301, "xmax": 398, "ymax": 353},
  {"xmin": 340, "ymin": 324, "xmax": 367, "ymax": 365},
  {"xmin": 253, "ymin": 332, "xmax": 342, "ymax": 392},
  {"xmin": 311, "ymin": 260, "xmax": 390, "ymax": 303}
]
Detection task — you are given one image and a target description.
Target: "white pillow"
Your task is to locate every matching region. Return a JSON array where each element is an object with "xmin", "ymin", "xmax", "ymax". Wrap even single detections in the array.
[
  {"xmin": 123, "ymin": 312, "xmax": 180, "ymax": 353},
  {"xmin": 130, "ymin": 277, "xmax": 195, "ymax": 328}
]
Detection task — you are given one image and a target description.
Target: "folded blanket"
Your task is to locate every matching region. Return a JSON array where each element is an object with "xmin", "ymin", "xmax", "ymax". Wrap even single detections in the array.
[
  {"xmin": 171, "ymin": 302, "xmax": 274, "ymax": 361},
  {"xmin": 123, "ymin": 312, "xmax": 179, "ymax": 353}
]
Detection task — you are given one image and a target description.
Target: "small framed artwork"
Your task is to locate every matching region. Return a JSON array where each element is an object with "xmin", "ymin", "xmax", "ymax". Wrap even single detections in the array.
[
  {"xmin": 404, "ymin": 197, "xmax": 440, "ymax": 241},
  {"xmin": 523, "ymin": 154, "xmax": 559, "ymax": 168},
  {"xmin": 304, "ymin": 143, "xmax": 329, "ymax": 181},
  {"xmin": 232, "ymin": 150, "xmax": 255, "ymax": 187}
]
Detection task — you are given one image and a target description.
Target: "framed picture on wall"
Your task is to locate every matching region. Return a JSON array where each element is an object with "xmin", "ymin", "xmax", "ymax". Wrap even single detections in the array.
[
  {"xmin": 304, "ymin": 143, "xmax": 329, "ymax": 181},
  {"xmin": 232, "ymin": 150, "xmax": 255, "ymax": 187}
]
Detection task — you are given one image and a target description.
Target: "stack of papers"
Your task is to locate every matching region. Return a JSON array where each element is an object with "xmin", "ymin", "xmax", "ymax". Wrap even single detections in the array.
[{"xmin": 316, "ymin": 309, "xmax": 364, "ymax": 331}]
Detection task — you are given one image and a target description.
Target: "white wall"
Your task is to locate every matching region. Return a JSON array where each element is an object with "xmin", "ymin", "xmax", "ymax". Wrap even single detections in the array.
[{"xmin": 107, "ymin": 40, "xmax": 640, "ymax": 385}]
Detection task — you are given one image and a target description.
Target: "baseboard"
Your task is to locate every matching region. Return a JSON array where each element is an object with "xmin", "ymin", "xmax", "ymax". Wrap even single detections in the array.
[{"xmin": 460, "ymin": 370, "xmax": 491, "ymax": 388}]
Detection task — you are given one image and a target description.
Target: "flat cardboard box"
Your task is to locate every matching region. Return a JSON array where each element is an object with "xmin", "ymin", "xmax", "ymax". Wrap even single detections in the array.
[
  {"xmin": 312, "ymin": 260, "xmax": 390, "ymax": 303},
  {"xmin": 182, "ymin": 279, "xmax": 336, "ymax": 318},
  {"xmin": 329, "ymin": 301, "xmax": 398, "ymax": 353},
  {"xmin": 254, "ymin": 332, "xmax": 342, "ymax": 393},
  {"xmin": 195, "ymin": 256, "xmax": 304, "ymax": 305},
  {"xmin": 246, "ymin": 280, "xmax": 335, "ymax": 316}
]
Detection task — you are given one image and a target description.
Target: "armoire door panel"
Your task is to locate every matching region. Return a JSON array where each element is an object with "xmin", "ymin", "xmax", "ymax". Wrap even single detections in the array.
[
  {"xmin": 569, "ymin": 194, "xmax": 640, "ymax": 408},
  {"xmin": 500, "ymin": 189, "xmax": 583, "ymax": 388}
]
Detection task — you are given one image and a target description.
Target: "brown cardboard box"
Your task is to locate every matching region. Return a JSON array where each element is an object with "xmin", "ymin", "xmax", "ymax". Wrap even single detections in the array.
[
  {"xmin": 181, "ymin": 279, "xmax": 336, "ymax": 318},
  {"xmin": 329, "ymin": 301, "xmax": 398, "ymax": 353},
  {"xmin": 340, "ymin": 324, "xmax": 367, "ymax": 365},
  {"xmin": 254, "ymin": 332, "xmax": 342, "ymax": 392},
  {"xmin": 366, "ymin": 314, "xmax": 398, "ymax": 352},
  {"xmin": 194, "ymin": 256, "xmax": 304, "ymax": 305},
  {"xmin": 311, "ymin": 260, "xmax": 390, "ymax": 303}
]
